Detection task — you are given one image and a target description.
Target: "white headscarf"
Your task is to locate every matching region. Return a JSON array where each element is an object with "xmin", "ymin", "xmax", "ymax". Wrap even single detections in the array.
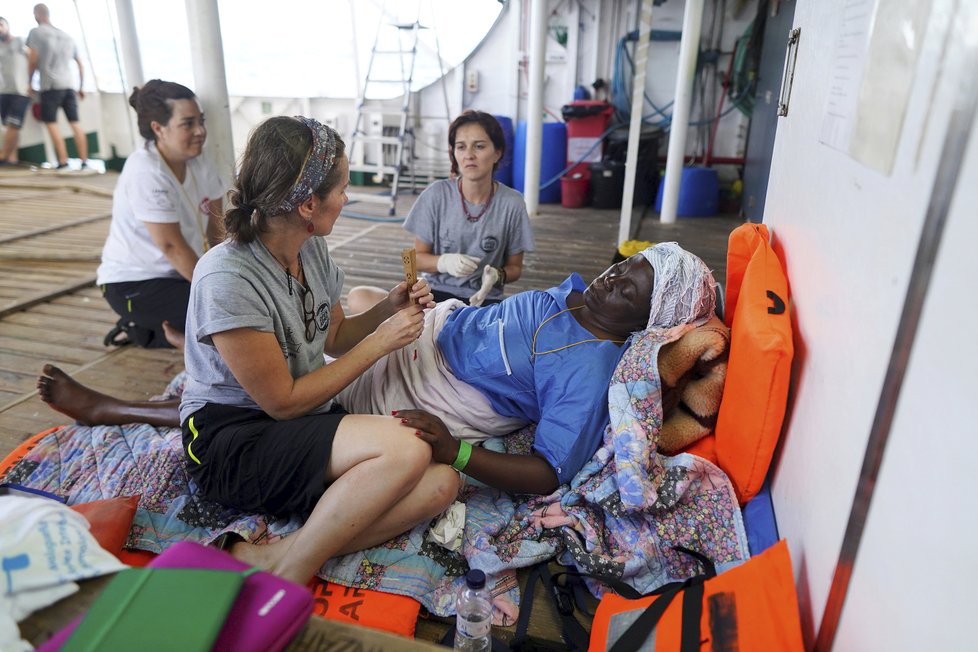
[{"xmin": 638, "ymin": 242, "xmax": 717, "ymax": 331}]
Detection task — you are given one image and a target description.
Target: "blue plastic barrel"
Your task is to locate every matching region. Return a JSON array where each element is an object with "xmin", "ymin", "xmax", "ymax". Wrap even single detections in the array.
[
  {"xmin": 493, "ymin": 115, "xmax": 515, "ymax": 187},
  {"xmin": 654, "ymin": 166, "xmax": 719, "ymax": 217},
  {"xmin": 514, "ymin": 121, "xmax": 567, "ymax": 204}
]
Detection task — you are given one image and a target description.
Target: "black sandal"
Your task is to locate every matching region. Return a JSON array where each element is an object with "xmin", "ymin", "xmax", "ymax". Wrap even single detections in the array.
[{"xmin": 103, "ymin": 324, "xmax": 131, "ymax": 347}]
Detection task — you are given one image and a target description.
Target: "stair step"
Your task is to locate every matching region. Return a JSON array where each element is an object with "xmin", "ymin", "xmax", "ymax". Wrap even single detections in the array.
[
  {"xmin": 349, "ymin": 164, "xmax": 401, "ymax": 176},
  {"xmin": 347, "ymin": 191, "xmax": 395, "ymax": 204},
  {"xmin": 352, "ymin": 136, "xmax": 405, "ymax": 146}
]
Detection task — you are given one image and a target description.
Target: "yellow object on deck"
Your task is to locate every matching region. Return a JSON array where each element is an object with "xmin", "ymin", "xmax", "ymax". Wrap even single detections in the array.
[{"xmin": 617, "ymin": 239, "xmax": 656, "ymax": 258}]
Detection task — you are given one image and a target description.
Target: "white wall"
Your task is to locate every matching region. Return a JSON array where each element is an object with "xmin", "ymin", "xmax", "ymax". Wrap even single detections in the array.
[
  {"xmin": 12, "ymin": 0, "xmax": 753, "ymax": 177},
  {"xmin": 764, "ymin": 0, "xmax": 978, "ymax": 649},
  {"xmin": 11, "ymin": 91, "xmax": 105, "ymax": 164},
  {"xmin": 99, "ymin": 92, "xmax": 137, "ymax": 159},
  {"xmin": 417, "ymin": 0, "xmax": 755, "ymax": 172}
]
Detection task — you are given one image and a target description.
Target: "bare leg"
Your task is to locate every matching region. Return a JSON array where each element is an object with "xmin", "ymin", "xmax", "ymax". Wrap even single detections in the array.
[
  {"xmin": 346, "ymin": 286, "xmax": 387, "ymax": 314},
  {"xmin": 44, "ymin": 123, "xmax": 68, "ymax": 166},
  {"xmin": 1, "ymin": 126, "xmax": 20, "ymax": 162},
  {"xmin": 226, "ymin": 415, "xmax": 457, "ymax": 585},
  {"xmin": 333, "ymin": 462, "xmax": 460, "ymax": 555},
  {"xmin": 37, "ymin": 364, "xmax": 180, "ymax": 427},
  {"xmin": 162, "ymin": 321, "xmax": 186, "ymax": 351},
  {"xmin": 229, "ymin": 461, "xmax": 460, "ymax": 572},
  {"xmin": 69, "ymin": 121, "xmax": 88, "ymax": 162}
]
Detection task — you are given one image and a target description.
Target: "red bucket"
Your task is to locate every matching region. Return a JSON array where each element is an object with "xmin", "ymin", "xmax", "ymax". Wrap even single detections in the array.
[{"xmin": 561, "ymin": 172, "xmax": 590, "ymax": 208}]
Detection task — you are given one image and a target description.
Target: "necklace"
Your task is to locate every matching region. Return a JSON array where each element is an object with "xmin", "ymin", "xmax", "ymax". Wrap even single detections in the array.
[
  {"xmin": 458, "ymin": 178, "xmax": 495, "ymax": 222},
  {"xmin": 259, "ymin": 238, "xmax": 303, "ymax": 295},
  {"xmin": 280, "ymin": 252, "xmax": 304, "ymax": 296},
  {"xmin": 265, "ymin": 246, "xmax": 316, "ymax": 342},
  {"xmin": 531, "ymin": 306, "xmax": 626, "ymax": 356},
  {"xmin": 285, "ymin": 253, "xmax": 304, "ymax": 295}
]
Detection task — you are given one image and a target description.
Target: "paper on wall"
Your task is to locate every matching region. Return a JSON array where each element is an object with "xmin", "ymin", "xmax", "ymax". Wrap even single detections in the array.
[{"xmin": 819, "ymin": 0, "xmax": 932, "ymax": 174}]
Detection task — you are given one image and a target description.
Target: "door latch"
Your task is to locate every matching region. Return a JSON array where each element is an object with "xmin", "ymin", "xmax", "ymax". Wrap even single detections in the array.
[{"xmin": 778, "ymin": 28, "xmax": 801, "ymax": 117}]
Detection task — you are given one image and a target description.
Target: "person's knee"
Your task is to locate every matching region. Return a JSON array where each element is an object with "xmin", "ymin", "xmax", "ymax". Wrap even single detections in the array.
[
  {"xmin": 429, "ymin": 465, "xmax": 462, "ymax": 510},
  {"xmin": 346, "ymin": 286, "xmax": 385, "ymax": 314},
  {"xmin": 393, "ymin": 434, "xmax": 433, "ymax": 474}
]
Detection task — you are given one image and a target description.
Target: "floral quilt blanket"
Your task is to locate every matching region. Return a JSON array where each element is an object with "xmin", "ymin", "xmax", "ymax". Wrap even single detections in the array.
[{"xmin": 3, "ymin": 329, "xmax": 749, "ymax": 623}]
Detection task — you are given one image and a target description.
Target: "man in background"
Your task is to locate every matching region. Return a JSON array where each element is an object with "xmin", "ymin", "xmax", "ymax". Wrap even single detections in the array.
[
  {"xmin": 26, "ymin": 3, "xmax": 88, "ymax": 169},
  {"xmin": 0, "ymin": 17, "xmax": 30, "ymax": 165}
]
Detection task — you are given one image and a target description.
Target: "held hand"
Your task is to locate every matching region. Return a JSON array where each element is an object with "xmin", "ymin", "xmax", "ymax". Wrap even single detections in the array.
[
  {"xmin": 468, "ymin": 266, "xmax": 501, "ymax": 307},
  {"xmin": 373, "ymin": 302, "xmax": 425, "ymax": 352},
  {"xmin": 388, "ymin": 279, "xmax": 436, "ymax": 311},
  {"xmin": 410, "ymin": 279, "xmax": 436, "ymax": 309},
  {"xmin": 437, "ymin": 253, "xmax": 480, "ymax": 277},
  {"xmin": 394, "ymin": 409, "xmax": 459, "ymax": 466},
  {"xmin": 386, "ymin": 281, "xmax": 410, "ymax": 310}
]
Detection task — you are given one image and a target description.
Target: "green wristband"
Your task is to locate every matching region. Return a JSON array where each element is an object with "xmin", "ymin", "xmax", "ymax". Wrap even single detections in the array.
[{"xmin": 451, "ymin": 440, "xmax": 473, "ymax": 472}]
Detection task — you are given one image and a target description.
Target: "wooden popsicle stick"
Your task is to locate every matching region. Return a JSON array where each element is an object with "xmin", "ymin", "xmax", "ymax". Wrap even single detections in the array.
[{"xmin": 401, "ymin": 248, "xmax": 418, "ymax": 287}]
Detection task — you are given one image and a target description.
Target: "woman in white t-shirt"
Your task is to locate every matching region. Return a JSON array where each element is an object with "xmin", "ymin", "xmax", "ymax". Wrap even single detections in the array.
[{"xmin": 96, "ymin": 79, "xmax": 224, "ymax": 348}]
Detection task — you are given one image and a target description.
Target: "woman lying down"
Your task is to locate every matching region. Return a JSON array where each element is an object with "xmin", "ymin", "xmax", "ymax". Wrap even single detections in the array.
[
  {"xmin": 342, "ymin": 241, "xmax": 717, "ymax": 495},
  {"xmin": 37, "ymin": 242, "xmax": 716, "ymax": 568}
]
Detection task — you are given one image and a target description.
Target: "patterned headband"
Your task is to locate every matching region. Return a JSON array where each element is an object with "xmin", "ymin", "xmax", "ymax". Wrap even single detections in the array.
[{"xmin": 277, "ymin": 116, "xmax": 339, "ymax": 214}]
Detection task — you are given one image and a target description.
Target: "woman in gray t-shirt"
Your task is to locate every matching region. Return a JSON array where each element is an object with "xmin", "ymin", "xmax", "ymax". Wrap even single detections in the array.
[
  {"xmin": 178, "ymin": 116, "xmax": 458, "ymax": 586},
  {"xmin": 347, "ymin": 110, "xmax": 535, "ymax": 311}
]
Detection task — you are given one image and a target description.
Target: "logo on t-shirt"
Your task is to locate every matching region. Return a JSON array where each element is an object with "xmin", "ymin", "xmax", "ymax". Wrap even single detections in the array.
[
  {"xmin": 481, "ymin": 236, "xmax": 499, "ymax": 253},
  {"xmin": 152, "ymin": 188, "xmax": 173, "ymax": 210},
  {"xmin": 199, "ymin": 197, "xmax": 211, "ymax": 215},
  {"xmin": 315, "ymin": 303, "xmax": 330, "ymax": 335}
]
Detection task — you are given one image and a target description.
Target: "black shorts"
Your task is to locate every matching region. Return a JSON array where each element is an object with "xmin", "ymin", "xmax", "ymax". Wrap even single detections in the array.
[
  {"xmin": 182, "ymin": 402, "xmax": 347, "ymax": 518},
  {"xmin": 102, "ymin": 278, "xmax": 190, "ymax": 348},
  {"xmin": 0, "ymin": 94, "xmax": 30, "ymax": 128},
  {"xmin": 39, "ymin": 89, "xmax": 79, "ymax": 123},
  {"xmin": 432, "ymin": 289, "xmax": 502, "ymax": 306}
]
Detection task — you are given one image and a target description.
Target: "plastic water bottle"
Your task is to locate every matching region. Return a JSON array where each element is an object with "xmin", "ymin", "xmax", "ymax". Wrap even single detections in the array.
[{"xmin": 454, "ymin": 569, "xmax": 492, "ymax": 652}]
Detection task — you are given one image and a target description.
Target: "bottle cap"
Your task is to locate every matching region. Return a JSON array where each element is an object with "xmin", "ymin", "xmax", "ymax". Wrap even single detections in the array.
[{"xmin": 465, "ymin": 569, "xmax": 487, "ymax": 590}]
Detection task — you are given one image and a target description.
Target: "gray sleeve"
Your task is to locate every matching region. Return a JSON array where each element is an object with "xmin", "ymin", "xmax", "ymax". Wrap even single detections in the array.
[
  {"xmin": 191, "ymin": 270, "xmax": 274, "ymax": 345},
  {"xmin": 403, "ymin": 183, "xmax": 440, "ymax": 245}
]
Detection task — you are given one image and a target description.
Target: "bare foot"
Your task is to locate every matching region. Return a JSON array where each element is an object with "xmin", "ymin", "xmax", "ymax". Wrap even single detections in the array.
[
  {"xmin": 162, "ymin": 321, "xmax": 185, "ymax": 351},
  {"xmin": 219, "ymin": 535, "xmax": 314, "ymax": 585},
  {"xmin": 225, "ymin": 538, "xmax": 284, "ymax": 573},
  {"xmin": 37, "ymin": 364, "xmax": 117, "ymax": 426}
]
